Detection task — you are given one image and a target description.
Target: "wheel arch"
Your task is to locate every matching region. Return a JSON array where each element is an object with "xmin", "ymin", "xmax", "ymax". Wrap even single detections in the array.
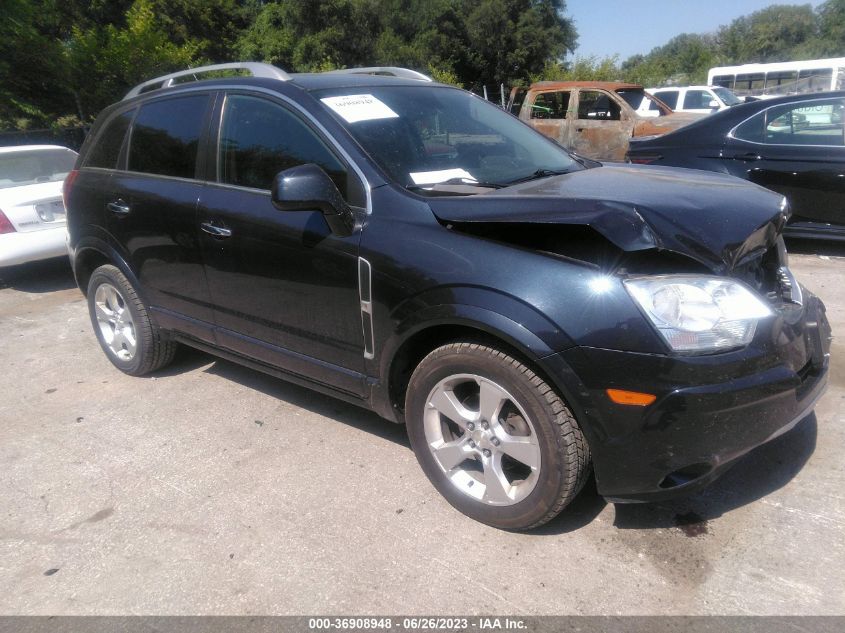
[
  {"xmin": 71, "ymin": 237, "xmax": 141, "ymax": 299},
  {"xmin": 378, "ymin": 306, "xmax": 580, "ymax": 427}
]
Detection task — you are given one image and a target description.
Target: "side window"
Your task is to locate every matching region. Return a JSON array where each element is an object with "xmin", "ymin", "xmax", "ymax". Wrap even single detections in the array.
[
  {"xmin": 654, "ymin": 90, "xmax": 678, "ymax": 109},
  {"xmin": 713, "ymin": 75, "xmax": 734, "ymax": 89},
  {"xmin": 683, "ymin": 90, "xmax": 712, "ymax": 110},
  {"xmin": 734, "ymin": 112, "xmax": 765, "ymax": 143},
  {"xmin": 530, "ymin": 91, "xmax": 570, "ymax": 119},
  {"xmin": 578, "ymin": 91, "xmax": 621, "ymax": 120},
  {"xmin": 219, "ymin": 95, "xmax": 362, "ymax": 205},
  {"xmin": 128, "ymin": 95, "xmax": 210, "ymax": 179},
  {"xmin": 764, "ymin": 98, "xmax": 845, "ymax": 146},
  {"xmin": 86, "ymin": 110, "xmax": 133, "ymax": 169}
]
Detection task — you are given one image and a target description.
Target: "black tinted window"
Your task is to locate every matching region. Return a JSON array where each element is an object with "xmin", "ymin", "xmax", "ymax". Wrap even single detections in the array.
[
  {"xmin": 684, "ymin": 90, "xmax": 713, "ymax": 110},
  {"xmin": 763, "ymin": 98, "xmax": 845, "ymax": 146},
  {"xmin": 87, "ymin": 110, "xmax": 133, "ymax": 169},
  {"xmin": 734, "ymin": 112, "xmax": 765, "ymax": 143},
  {"xmin": 219, "ymin": 95, "xmax": 357, "ymax": 202},
  {"xmin": 129, "ymin": 95, "xmax": 209, "ymax": 178},
  {"xmin": 654, "ymin": 90, "xmax": 678, "ymax": 109}
]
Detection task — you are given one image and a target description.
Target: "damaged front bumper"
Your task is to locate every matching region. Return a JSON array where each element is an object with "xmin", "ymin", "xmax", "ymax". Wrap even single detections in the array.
[{"xmin": 542, "ymin": 290, "xmax": 831, "ymax": 503}]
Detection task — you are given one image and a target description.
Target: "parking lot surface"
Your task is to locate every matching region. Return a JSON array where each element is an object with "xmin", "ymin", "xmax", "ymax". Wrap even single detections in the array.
[{"xmin": 1, "ymin": 244, "xmax": 843, "ymax": 615}]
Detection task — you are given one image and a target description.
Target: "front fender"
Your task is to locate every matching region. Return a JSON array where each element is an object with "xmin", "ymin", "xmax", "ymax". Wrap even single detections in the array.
[{"xmin": 384, "ymin": 285, "xmax": 575, "ymax": 364}]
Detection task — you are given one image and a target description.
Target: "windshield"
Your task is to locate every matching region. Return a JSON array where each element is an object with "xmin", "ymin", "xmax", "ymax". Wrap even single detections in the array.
[
  {"xmin": 713, "ymin": 87, "xmax": 742, "ymax": 106},
  {"xmin": 314, "ymin": 86, "xmax": 578, "ymax": 192},
  {"xmin": 0, "ymin": 148, "xmax": 77, "ymax": 189}
]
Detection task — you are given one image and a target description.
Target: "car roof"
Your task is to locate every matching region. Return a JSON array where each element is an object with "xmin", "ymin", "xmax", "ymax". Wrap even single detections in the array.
[
  {"xmin": 528, "ymin": 81, "xmax": 644, "ymax": 91},
  {"xmin": 121, "ymin": 73, "xmax": 447, "ymax": 106},
  {"xmin": 0, "ymin": 144, "xmax": 76, "ymax": 155},
  {"xmin": 647, "ymin": 86, "xmax": 719, "ymax": 91}
]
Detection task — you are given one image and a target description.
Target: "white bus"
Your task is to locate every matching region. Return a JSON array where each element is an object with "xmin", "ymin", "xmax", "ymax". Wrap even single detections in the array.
[{"xmin": 707, "ymin": 58, "xmax": 845, "ymax": 98}]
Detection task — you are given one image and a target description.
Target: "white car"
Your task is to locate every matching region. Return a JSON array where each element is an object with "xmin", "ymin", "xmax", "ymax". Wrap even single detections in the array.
[
  {"xmin": 637, "ymin": 86, "xmax": 743, "ymax": 117},
  {"xmin": 0, "ymin": 145, "xmax": 78, "ymax": 267}
]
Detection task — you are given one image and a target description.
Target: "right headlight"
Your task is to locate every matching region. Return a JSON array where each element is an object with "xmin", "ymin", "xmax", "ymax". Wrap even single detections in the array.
[{"xmin": 624, "ymin": 275, "xmax": 773, "ymax": 353}]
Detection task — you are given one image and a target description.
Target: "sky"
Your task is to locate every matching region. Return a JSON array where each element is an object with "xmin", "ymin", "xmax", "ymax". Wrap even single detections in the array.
[{"xmin": 564, "ymin": 0, "xmax": 827, "ymax": 61}]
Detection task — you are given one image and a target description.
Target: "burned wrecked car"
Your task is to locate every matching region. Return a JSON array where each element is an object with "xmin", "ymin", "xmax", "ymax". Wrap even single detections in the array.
[
  {"xmin": 508, "ymin": 81, "xmax": 702, "ymax": 161},
  {"xmin": 66, "ymin": 63, "xmax": 830, "ymax": 530}
]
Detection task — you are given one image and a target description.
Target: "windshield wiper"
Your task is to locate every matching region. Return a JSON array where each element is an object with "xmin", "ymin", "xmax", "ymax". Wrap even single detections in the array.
[
  {"xmin": 505, "ymin": 168, "xmax": 573, "ymax": 185},
  {"xmin": 406, "ymin": 177, "xmax": 506, "ymax": 191}
]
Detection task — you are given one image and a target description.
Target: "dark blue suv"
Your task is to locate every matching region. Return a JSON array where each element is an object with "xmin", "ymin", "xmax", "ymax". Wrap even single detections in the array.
[{"xmin": 64, "ymin": 63, "xmax": 831, "ymax": 529}]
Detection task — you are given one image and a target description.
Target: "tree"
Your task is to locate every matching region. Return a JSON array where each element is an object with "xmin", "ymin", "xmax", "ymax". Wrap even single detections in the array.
[
  {"xmin": 817, "ymin": 0, "xmax": 845, "ymax": 55},
  {"xmin": 717, "ymin": 4, "xmax": 819, "ymax": 63},
  {"xmin": 0, "ymin": 0, "xmax": 68, "ymax": 129},
  {"xmin": 236, "ymin": 0, "xmax": 381, "ymax": 72},
  {"xmin": 464, "ymin": 0, "xmax": 577, "ymax": 89},
  {"xmin": 65, "ymin": 0, "xmax": 202, "ymax": 119}
]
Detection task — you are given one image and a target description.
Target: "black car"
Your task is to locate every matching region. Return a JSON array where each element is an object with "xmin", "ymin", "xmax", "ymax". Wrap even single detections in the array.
[
  {"xmin": 627, "ymin": 90, "xmax": 845, "ymax": 240},
  {"xmin": 64, "ymin": 62, "xmax": 830, "ymax": 530}
]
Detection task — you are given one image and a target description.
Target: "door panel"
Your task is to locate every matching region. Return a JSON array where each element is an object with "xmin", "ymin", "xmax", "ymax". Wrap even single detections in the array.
[
  {"xmin": 108, "ymin": 94, "xmax": 215, "ymax": 331},
  {"xmin": 570, "ymin": 90, "xmax": 634, "ymax": 162},
  {"xmin": 198, "ymin": 93, "xmax": 365, "ymax": 394},
  {"xmin": 523, "ymin": 90, "xmax": 572, "ymax": 148},
  {"xmin": 728, "ymin": 97, "xmax": 845, "ymax": 227},
  {"xmin": 198, "ymin": 185, "xmax": 364, "ymax": 387}
]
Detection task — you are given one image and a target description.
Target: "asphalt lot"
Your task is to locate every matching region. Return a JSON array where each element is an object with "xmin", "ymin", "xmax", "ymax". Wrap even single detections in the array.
[{"xmin": 1, "ymin": 242, "xmax": 843, "ymax": 616}]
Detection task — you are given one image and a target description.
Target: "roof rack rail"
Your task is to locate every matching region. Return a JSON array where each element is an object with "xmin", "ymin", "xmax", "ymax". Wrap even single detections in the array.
[
  {"xmin": 123, "ymin": 62, "xmax": 291, "ymax": 100},
  {"xmin": 325, "ymin": 67, "xmax": 432, "ymax": 82}
]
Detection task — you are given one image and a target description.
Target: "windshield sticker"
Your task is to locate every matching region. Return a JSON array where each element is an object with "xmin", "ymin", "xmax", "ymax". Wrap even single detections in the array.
[
  {"xmin": 409, "ymin": 168, "xmax": 476, "ymax": 185},
  {"xmin": 320, "ymin": 94, "xmax": 400, "ymax": 124}
]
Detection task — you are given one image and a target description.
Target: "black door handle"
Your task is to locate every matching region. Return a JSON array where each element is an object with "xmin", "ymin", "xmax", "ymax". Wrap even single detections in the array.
[
  {"xmin": 200, "ymin": 221, "xmax": 232, "ymax": 238},
  {"xmin": 107, "ymin": 200, "xmax": 130, "ymax": 215}
]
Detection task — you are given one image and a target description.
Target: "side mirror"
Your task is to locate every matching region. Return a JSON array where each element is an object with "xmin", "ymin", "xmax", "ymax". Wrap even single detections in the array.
[
  {"xmin": 708, "ymin": 99, "xmax": 720, "ymax": 109},
  {"xmin": 271, "ymin": 164, "xmax": 356, "ymax": 237}
]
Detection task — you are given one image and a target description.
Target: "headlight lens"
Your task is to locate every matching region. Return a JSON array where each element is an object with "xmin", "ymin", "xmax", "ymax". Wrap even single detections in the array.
[{"xmin": 625, "ymin": 276, "xmax": 773, "ymax": 352}]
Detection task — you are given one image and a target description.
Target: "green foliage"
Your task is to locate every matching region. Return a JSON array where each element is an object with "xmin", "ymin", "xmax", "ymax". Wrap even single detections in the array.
[
  {"xmin": 66, "ymin": 0, "xmax": 203, "ymax": 119},
  {"xmin": 427, "ymin": 65, "xmax": 463, "ymax": 88},
  {"xmin": 236, "ymin": 0, "xmax": 381, "ymax": 72},
  {"xmin": 531, "ymin": 56, "xmax": 620, "ymax": 82},
  {"xmin": 620, "ymin": 2, "xmax": 845, "ymax": 88},
  {"xmin": 717, "ymin": 4, "xmax": 818, "ymax": 63},
  {"xmin": 5, "ymin": 0, "xmax": 845, "ymax": 133}
]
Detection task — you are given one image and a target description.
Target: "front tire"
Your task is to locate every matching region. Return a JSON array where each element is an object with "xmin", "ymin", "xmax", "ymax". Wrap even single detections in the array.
[
  {"xmin": 87, "ymin": 264, "xmax": 176, "ymax": 376},
  {"xmin": 405, "ymin": 342, "xmax": 590, "ymax": 530}
]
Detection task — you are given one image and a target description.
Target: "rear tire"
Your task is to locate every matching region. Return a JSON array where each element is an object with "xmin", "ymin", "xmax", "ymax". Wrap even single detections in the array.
[
  {"xmin": 405, "ymin": 342, "xmax": 590, "ymax": 530},
  {"xmin": 87, "ymin": 264, "xmax": 176, "ymax": 376}
]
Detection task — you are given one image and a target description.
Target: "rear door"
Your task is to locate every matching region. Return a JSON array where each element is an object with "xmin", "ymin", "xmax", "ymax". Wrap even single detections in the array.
[
  {"xmin": 728, "ymin": 96, "xmax": 845, "ymax": 228},
  {"xmin": 109, "ymin": 93, "xmax": 216, "ymax": 338}
]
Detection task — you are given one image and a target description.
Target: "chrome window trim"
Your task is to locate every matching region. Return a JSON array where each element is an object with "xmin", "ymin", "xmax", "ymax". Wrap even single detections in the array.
[
  {"xmin": 92, "ymin": 84, "xmax": 372, "ymax": 213},
  {"xmin": 728, "ymin": 95, "xmax": 845, "ymax": 149}
]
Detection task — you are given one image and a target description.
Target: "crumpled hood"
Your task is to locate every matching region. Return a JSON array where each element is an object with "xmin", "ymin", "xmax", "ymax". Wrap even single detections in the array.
[{"xmin": 427, "ymin": 164, "xmax": 788, "ymax": 274}]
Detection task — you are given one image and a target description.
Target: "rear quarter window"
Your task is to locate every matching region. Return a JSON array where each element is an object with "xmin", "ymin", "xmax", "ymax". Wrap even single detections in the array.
[
  {"xmin": 86, "ymin": 110, "xmax": 134, "ymax": 169},
  {"xmin": 128, "ymin": 95, "xmax": 210, "ymax": 179}
]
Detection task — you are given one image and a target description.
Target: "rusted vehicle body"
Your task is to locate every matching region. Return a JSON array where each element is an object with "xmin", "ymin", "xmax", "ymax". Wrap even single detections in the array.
[{"xmin": 508, "ymin": 82, "xmax": 702, "ymax": 161}]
